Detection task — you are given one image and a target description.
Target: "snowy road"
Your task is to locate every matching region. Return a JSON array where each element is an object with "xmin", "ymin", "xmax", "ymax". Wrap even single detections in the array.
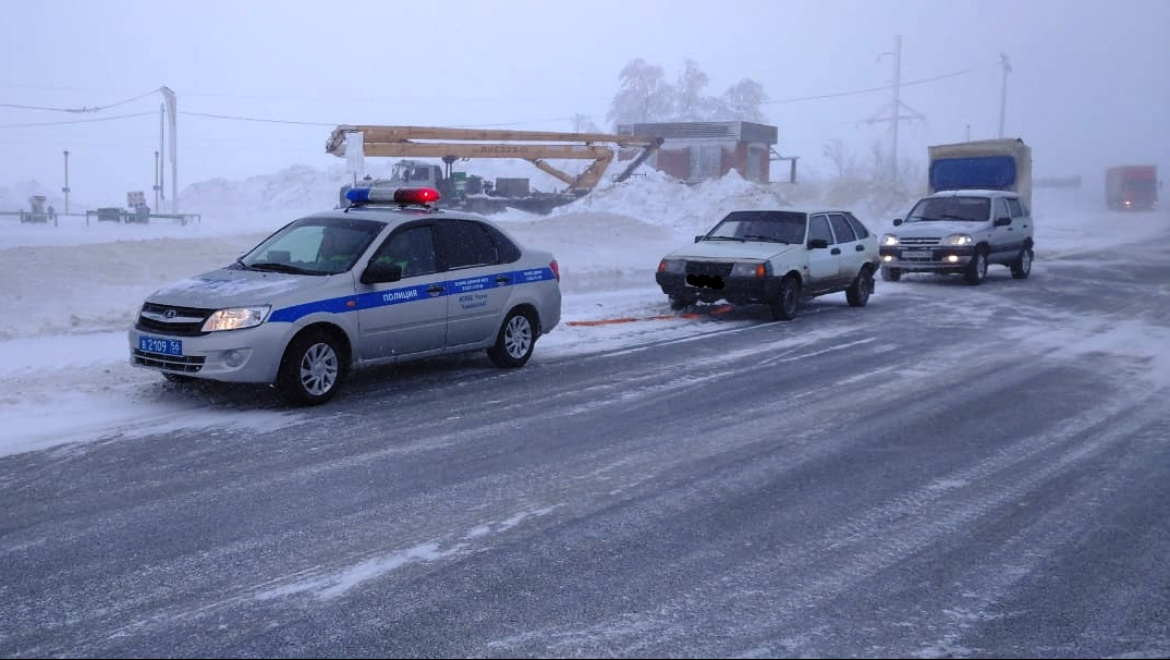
[{"xmin": 2, "ymin": 235, "xmax": 1168, "ymax": 658}]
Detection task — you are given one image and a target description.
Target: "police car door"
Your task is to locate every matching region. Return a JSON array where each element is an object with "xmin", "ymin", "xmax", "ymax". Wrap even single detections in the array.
[
  {"xmin": 439, "ymin": 220, "xmax": 513, "ymax": 347},
  {"xmin": 356, "ymin": 223, "xmax": 447, "ymax": 359}
]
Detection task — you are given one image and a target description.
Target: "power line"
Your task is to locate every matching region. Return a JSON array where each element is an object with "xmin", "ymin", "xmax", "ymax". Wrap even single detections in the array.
[
  {"xmin": 180, "ymin": 110, "xmax": 336, "ymax": 126},
  {"xmin": 0, "ymin": 88, "xmax": 161, "ymax": 114},
  {"xmin": 763, "ymin": 65, "xmax": 993, "ymax": 105},
  {"xmin": 0, "ymin": 111, "xmax": 156, "ymax": 129}
]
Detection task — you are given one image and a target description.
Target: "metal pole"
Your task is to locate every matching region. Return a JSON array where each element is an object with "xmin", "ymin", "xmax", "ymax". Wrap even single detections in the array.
[
  {"xmin": 159, "ymin": 103, "xmax": 165, "ymax": 207},
  {"xmin": 171, "ymin": 97, "xmax": 178, "ymax": 215},
  {"xmin": 998, "ymin": 53, "xmax": 1011, "ymax": 138},
  {"xmin": 154, "ymin": 150, "xmax": 160, "ymax": 211},
  {"xmin": 965, "ymin": 124, "xmax": 971, "ymax": 141},
  {"xmin": 890, "ymin": 35, "xmax": 902, "ymax": 185},
  {"xmin": 62, "ymin": 150, "xmax": 70, "ymax": 214}
]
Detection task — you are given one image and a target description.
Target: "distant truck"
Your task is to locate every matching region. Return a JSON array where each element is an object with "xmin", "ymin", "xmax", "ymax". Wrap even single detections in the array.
[
  {"xmin": 1105, "ymin": 165, "xmax": 1159, "ymax": 211},
  {"xmin": 927, "ymin": 138, "xmax": 1033, "ymax": 211}
]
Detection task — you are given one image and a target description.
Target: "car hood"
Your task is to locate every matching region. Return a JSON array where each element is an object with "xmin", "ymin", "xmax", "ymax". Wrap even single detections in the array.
[
  {"xmin": 146, "ymin": 267, "xmax": 344, "ymax": 309},
  {"xmin": 890, "ymin": 220, "xmax": 990, "ymax": 238},
  {"xmin": 664, "ymin": 240, "xmax": 802, "ymax": 261}
]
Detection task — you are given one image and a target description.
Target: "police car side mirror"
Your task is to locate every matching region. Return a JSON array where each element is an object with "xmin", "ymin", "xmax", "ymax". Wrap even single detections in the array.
[
  {"xmin": 808, "ymin": 239, "xmax": 830, "ymax": 250},
  {"xmin": 360, "ymin": 262, "xmax": 403, "ymax": 285},
  {"xmin": 995, "ymin": 217, "xmax": 1012, "ymax": 227}
]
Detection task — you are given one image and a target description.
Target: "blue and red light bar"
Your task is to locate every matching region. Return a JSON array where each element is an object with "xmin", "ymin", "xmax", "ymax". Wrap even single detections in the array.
[{"xmin": 346, "ymin": 187, "xmax": 442, "ymax": 206}]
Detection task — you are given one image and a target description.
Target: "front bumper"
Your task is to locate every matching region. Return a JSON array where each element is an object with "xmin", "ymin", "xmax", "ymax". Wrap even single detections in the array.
[
  {"xmin": 656, "ymin": 272, "xmax": 781, "ymax": 304},
  {"xmin": 879, "ymin": 245, "xmax": 976, "ymax": 271},
  {"xmin": 129, "ymin": 323, "xmax": 291, "ymax": 384}
]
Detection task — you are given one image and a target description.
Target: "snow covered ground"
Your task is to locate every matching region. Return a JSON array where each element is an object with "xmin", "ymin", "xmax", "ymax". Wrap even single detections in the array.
[{"xmin": 1, "ymin": 171, "xmax": 1166, "ymax": 459}]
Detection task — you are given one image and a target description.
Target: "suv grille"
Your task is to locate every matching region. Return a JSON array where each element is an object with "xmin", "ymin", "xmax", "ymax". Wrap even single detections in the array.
[
  {"xmin": 899, "ymin": 236, "xmax": 941, "ymax": 246},
  {"xmin": 136, "ymin": 303, "xmax": 212, "ymax": 337}
]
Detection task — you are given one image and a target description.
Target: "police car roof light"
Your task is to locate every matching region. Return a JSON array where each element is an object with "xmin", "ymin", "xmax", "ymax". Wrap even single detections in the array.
[
  {"xmin": 345, "ymin": 187, "xmax": 372, "ymax": 204},
  {"xmin": 394, "ymin": 187, "xmax": 441, "ymax": 205}
]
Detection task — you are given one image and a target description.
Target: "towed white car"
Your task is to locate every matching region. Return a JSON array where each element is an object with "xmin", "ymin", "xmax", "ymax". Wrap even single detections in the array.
[{"xmin": 655, "ymin": 209, "xmax": 880, "ymax": 320}]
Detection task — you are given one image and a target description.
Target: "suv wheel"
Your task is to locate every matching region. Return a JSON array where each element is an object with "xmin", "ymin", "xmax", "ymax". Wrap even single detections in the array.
[
  {"xmin": 964, "ymin": 250, "xmax": 988, "ymax": 285},
  {"xmin": 846, "ymin": 267, "xmax": 875, "ymax": 307},
  {"xmin": 770, "ymin": 276, "xmax": 801, "ymax": 321},
  {"xmin": 277, "ymin": 329, "xmax": 345, "ymax": 406},
  {"xmin": 488, "ymin": 308, "xmax": 536, "ymax": 368},
  {"xmin": 1011, "ymin": 247, "xmax": 1033, "ymax": 279},
  {"xmin": 880, "ymin": 266, "xmax": 902, "ymax": 282}
]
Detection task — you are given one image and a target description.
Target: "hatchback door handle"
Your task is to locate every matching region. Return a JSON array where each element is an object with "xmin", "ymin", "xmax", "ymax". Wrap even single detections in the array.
[
  {"xmin": 855, "ymin": 244, "xmax": 865, "ymax": 251},
  {"xmin": 831, "ymin": 247, "xmax": 841, "ymax": 255}
]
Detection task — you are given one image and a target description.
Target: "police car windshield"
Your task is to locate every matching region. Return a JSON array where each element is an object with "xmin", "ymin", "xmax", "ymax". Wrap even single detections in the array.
[
  {"xmin": 240, "ymin": 218, "xmax": 385, "ymax": 275},
  {"xmin": 704, "ymin": 210, "xmax": 806, "ymax": 244}
]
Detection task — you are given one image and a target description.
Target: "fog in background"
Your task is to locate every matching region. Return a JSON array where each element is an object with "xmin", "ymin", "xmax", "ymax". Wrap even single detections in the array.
[{"xmin": 2, "ymin": 0, "xmax": 1167, "ymax": 207}]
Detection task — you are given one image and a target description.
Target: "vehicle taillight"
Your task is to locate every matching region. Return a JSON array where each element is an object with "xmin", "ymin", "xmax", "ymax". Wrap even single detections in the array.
[
  {"xmin": 550, "ymin": 259, "xmax": 560, "ymax": 282},
  {"xmin": 393, "ymin": 187, "xmax": 441, "ymax": 205}
]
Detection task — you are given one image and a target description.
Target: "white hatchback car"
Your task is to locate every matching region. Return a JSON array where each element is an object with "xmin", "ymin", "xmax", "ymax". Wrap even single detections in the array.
[
  {"xmin": 656, "ymin": 209, "xmax": 880, "ymax": 321},
  {"xmin": 129, "ymin": 187, "xmax": 561, "ymax": 405}
]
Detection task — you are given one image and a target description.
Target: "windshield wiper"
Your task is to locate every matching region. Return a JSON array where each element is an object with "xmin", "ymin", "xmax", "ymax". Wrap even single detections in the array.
[
  {"xmin": 249, "ymin": 262, "xmax": 313, "ymax": 275},
  {"xmin": 705, "ymin": 236, "xmax": 746, "ymax": 242},
  {"xmin": 743, "ymin": 234, "xmax": 788, "ymax": 244},
  {"xmin": 231, "ymin": 257, "xmax": 252, "ymax": 271},
  {"xmin": 940, "ymin": 214, "xmax": 976, "ymax": 221}
]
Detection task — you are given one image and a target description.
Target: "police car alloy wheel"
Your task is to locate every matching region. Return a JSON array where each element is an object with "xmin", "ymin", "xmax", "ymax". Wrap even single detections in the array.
[
  {"xmin": 277, "ymin": 330, "xmax": 346, "ymax": 406},
  {"xmin": 488, "ymin": 309, "xmax": 535, "ymax": 368}
]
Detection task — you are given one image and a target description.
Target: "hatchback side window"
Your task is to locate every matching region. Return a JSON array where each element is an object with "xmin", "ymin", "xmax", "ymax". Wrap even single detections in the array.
[
  {"xmin": 370, "ymin": 225, "xmax": 437, "ymax": 278},
  {"xmin": 808, "ymin": 214, "xmax": 834, "ymax": 245},
  {"xmin": 828, "ymin": 213, "xmax": 857, "ymax": 244},
  {"xmin": 844, "ymin": 213, "xmax": 871, "ymax": 239},
  {"xmin": 443, "ymin": 220, "xmax": 499, "ymax": 270},
  {"xmin": 1006, "ymin": 198, "xmax": 1025, "ymax": 218}
]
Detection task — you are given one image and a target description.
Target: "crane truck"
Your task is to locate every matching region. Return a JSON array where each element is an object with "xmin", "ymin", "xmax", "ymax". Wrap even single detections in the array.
[{"xmin": 327, "ymin": 125, "xmax": 663, "ymax": 214}]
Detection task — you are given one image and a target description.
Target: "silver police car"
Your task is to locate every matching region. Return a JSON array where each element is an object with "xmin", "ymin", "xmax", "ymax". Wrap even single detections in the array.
[{"xmin": 129, "ymin": 187, "xmax": 562, "ymax": 405}]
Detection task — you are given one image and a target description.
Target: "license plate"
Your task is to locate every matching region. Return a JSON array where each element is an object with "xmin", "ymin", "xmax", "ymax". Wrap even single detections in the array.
[
  {"xmin": 139, "ymin": 335, "xmax": 183, "ymax": 356},
  {"xmin": 902, "ymin": 249, "xmax": 932, "ymax": 260}
]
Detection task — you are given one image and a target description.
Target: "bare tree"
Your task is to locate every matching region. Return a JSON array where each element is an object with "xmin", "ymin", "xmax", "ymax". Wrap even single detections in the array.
[
  {"xmin": 675, "ymin": 59, "xmax": 711, "ymax": 122},
  {"xmin": 606, "ymin": 58, "xmax": 675, "ymax": 128},
  {"xmin": 720, "ymin": 79, "xmax": 769, "ymax": 123}
]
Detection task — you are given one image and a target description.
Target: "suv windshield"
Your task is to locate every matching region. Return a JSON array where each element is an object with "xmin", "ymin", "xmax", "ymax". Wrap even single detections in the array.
[
  {"xmin": 238, "ymin": 217, "xmax": 385, "ymax": 275},
  {"xmin": 703, "ymin": 210, "xmax": 806, "ymax": 244},
  {"xmin": 906, "ymin": 196, "xmax": 991, "ymax": 223}
]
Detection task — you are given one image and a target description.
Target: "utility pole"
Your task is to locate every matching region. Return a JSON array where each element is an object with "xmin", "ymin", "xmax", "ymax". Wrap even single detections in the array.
[
  {"xmin": 154, "ymin": 150, "xmax": 160, "ymax": 212},
  {"xmin": 867, "ymin": 35, "xmax": 924, "ymax": 186},
  {"xmin": 965, "ymin": 124, "xmax": 971, "ymax": 141},
  {"xmin": 159, "ymin": 103, "xmax": 166, "ymax": 207},
  {"xmin": 998, "ymin": 53, "xmax": 1012, "ymax": 138},
  {"xmin": 62, "ymin": 150, "xmax": 70, "ymax": 215}
]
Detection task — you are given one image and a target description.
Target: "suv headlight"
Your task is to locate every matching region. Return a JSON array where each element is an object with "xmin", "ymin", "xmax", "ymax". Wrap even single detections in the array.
[
  {"xmin": 942, "ymin": 234, "xmax": 973, "ymax": 246},
  {"xmin": 881, "ymin": 234, "xmax": 900, "ymax": 246},
  {"xmin": 202, "ymin": 305, "xmax": 271, "ymax": 332},
  {"xmin": 730, "ymin": 261, "xmax": 767, "ymax": 278},
  {"xmin": 658, "ymin": 258, "xmax": 685, "ymax": 274}
]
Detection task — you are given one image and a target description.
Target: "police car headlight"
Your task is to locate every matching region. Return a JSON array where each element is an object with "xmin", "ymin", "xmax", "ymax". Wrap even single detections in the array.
[
  {"xmin": 658, "ymin": 258, "xmax": 685, "ymax": 274},
  {"xmin": 202, "ymin": 306, "xmax": 271, "ymax": 332},
  {"xmin": 942, "ymin": 234, "xmax": 973, "ymax": 246},
  {"xmin": 881, "ymin": 234, "xmax": 900, "ymax": 246},
  {"xmin": 731, "ymin": 261, "xmax": 767, "ymax": 278}
]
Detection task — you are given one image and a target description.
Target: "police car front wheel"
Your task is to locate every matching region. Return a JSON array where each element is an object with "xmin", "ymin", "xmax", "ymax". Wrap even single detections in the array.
[
  {"xmin": 277, "ymin": 329, "xmax": 346, "ymax": 406},
  {"xmin": 488, "ymin": 309, "xmax": 536, "ymax": 369}
]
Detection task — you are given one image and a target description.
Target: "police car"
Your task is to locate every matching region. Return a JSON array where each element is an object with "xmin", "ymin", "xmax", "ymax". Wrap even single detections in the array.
[{"xmin": 129, "ymin": 187, "xmax": 562, "ymax": 405}]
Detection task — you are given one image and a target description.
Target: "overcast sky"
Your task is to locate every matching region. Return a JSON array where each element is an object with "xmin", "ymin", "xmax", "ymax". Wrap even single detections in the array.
[{"xmin": 2, "ymin": 0, "xmax": 1168, "ymax": 207}]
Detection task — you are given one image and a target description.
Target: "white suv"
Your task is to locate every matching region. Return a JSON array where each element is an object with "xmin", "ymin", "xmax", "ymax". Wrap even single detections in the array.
[
  {"xmin": 129, "ymin": 187, "xmax": 561, "ymax": 405},
  {"xmin": 879, "ymin": 189, "xmax": 1034, "ymax": 285},
  {"xmin": 656, "ymin": 209, "xmax": 881, "ymax": 321}
]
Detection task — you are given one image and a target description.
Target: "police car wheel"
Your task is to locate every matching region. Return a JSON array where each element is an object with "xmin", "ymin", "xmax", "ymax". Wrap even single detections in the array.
[
  {"xmin": 488, "ymin": 309, "xmax": 535, "ymax": 369},
  {"xmin": 277, "ymin": 330, "xmax": 345, "ymax": 406}
]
